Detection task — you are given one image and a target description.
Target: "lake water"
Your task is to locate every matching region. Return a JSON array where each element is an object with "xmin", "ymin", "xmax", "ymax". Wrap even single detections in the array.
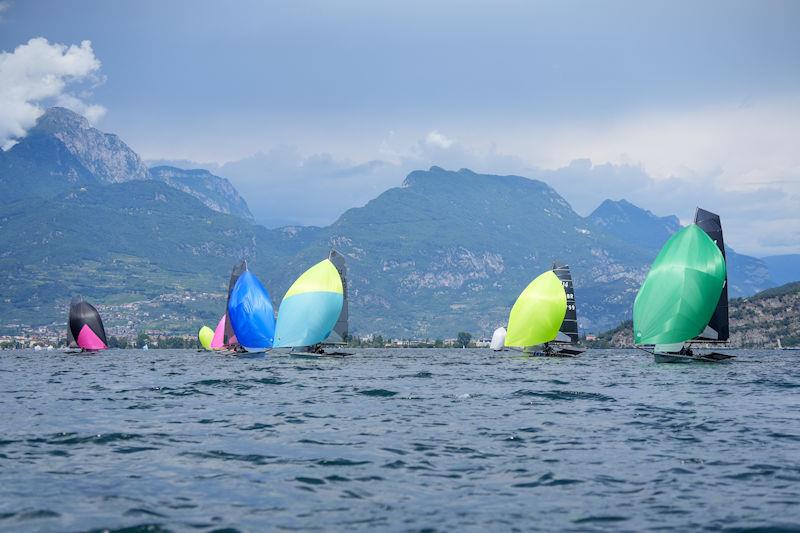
[{"xmin": 1, "ymin": 348, "xmax": 799, "ymax": 532}]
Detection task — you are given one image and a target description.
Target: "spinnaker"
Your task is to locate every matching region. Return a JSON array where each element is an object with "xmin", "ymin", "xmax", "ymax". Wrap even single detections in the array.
[{"xmin": 68, "ymin": 296, "xmax": 108, "ymax": 351}]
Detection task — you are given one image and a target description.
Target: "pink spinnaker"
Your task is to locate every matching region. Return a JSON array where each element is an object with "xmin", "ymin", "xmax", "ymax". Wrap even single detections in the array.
[
  {"xmin": 77, "ymin": 324, "xmax": 107, "ymax": 351},
  {"xmin": 211, "ymin": 315, "xmax": 226, "ymax": 349}
]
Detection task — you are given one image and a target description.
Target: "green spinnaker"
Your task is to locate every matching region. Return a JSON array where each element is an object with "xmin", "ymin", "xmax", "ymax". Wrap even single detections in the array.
[
  {"xmin": 504, "ymin": 270, "xmax": 567, "ymax": 347},
  {"xmin": 198, "ymin": 325, "xmax": 214, "ymax": 350},
  {"xmin": 633, "ymin": 224, "xmax": 726, "ymax": 345}
]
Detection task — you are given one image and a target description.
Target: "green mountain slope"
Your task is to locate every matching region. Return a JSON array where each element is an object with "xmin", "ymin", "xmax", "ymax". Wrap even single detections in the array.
[{"xmin": 0, "ymin": 109, "xmax": 787, "ymax": 339}]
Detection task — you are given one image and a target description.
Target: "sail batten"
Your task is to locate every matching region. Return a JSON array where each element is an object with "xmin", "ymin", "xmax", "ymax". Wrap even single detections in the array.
[
  {"xmin": 692, "ymin": 208, "xmax": 729, "ymax": 342},
  {"xmin": 552, "ymin": 262, "xmax": 579, "ymax": 344},
  {"xmin": 325, "ymin": 250, "xmax": 349, "ymax": 344},
  {"xmin": 223, "ymin": 260, "xmax": 247, "ymax": 348}
]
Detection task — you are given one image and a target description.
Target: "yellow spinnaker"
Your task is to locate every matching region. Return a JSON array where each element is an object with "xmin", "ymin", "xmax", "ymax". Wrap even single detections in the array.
[
  {"xmin": 283, "ymin": 259, "xmax": 343, "ymax": 298},
  {"xmin": 505, "ymin": 270, "xmax": 567, "ymax": 347},
  {"xmin": 198, "ymin": 325, "xmax": 214, "ymax": 350}
]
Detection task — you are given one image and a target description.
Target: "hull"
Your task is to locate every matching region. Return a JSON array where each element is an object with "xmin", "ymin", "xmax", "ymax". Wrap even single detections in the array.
[
  {"xmin": 650, "ymin": 350, "xmax": 735, "ymax": 364},
  {"xmin": 522, "ymin": 345, "xmax": 585, "ymax": 358},
  {"xmin": 290, "ymin": 350, "xmax": 352, "ymax": 358}
]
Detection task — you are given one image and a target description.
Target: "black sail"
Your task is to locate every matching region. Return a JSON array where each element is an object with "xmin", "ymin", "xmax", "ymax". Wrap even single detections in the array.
[
  {"xmin": 68, "ymin": 296, "xmax": 108, "ymax": 348},
  {"xmin": 326, "ymin": 249, "xmax": 349, "ymax": 344},
  {"xmin": 693, "ymin": 207, "xmax": 730, "ymax": 341},
  {"xmin": 224, "ymin": 260, "xmax": 248, "ymax": 346},
  {"xmin": 552, "ymin": 262, "xmax": 579, "ymax": 344},
  {"xmin": 66, "ymin": 314, "xmax": 78, "ymax": 348}
]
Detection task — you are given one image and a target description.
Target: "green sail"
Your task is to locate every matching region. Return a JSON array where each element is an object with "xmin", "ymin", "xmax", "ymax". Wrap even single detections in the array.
[
  {"xmin": 633, "ymin": 224, "xmax": 726, "ymax": 345},
  {"xmin": 504, "ymin": 270, "xmax": 567, "ymax": 347}
]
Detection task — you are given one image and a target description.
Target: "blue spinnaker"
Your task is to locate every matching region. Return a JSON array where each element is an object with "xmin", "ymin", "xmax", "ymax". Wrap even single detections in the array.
[{"xmin": 227, "ymin": 270, "xmax": 275, "ymax": 351}]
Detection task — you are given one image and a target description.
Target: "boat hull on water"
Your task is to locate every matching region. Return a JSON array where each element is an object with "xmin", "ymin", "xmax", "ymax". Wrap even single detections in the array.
[
  {"xmin": 647, "ymin": 349, "xmax": 735, "ymax": 364},
  {"xmin": 511, "ymin": 344, "xmax": 585, "ymax": 357}
]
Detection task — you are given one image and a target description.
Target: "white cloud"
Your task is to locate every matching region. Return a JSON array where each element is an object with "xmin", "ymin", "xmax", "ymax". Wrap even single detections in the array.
[
  {"xmin": 425, "ymin": 130, "xmax": 454, "ymax": 149},
  {"xmin": 0, "ymin": 37, "xmax": 105, "ymax": 149},
  {"xmin": 0, "ymin": 0, "xmax": 11, "ymax": 18}
]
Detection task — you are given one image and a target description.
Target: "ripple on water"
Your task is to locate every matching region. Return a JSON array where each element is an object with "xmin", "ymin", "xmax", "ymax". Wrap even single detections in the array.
[{"xmin": 0, "ymin": 348, "xmax": 798, "ymax": 532}]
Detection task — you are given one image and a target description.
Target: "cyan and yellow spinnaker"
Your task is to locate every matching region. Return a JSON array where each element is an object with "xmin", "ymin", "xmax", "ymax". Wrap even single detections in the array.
[
  {"xmin": 504, "ymin": 270, "xmax": 567, "ymax": 348},
  {"xmin": 274, "ymin": 259, "xmax": 344, "ymax": 348}
]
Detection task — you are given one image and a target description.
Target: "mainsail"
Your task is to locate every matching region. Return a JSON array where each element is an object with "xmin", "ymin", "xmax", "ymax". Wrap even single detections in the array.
[
  {"xmin": 692, "ymin": 208, "xmax": 729, "ymax": 342},
  {"xmin": 552, "ymin": 263, "xmax": 579, "ymax": 344},
  {"xmin": 325, "ymin": 250, "xmax": 349, "ymax": 344},
  {"xmin": 68, "ymin": 296, "xmax": 108, "ymax": 351},
  {"xmin": 223, "ymin": 260, "xmax": 248, "ymax": 348},
  {"xmin": 227, "ymin": 265, "xmax": 276, "ymax": 351},
  {"xmin": 274, "ymin": 258, "xmax": 344, "ymax": 348},
  {"xmin": 633, "ymin": 224, "xmax": 727, "ymax": 345},
  {"xmin": 504, "ymin": 270, "xmax": 567, "ymax": 348}
]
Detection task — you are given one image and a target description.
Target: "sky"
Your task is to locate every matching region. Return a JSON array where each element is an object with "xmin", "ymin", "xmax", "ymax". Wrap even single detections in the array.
[{"xmin": 0, "ymin": 0, "xmax": 799, "ymax": 255}]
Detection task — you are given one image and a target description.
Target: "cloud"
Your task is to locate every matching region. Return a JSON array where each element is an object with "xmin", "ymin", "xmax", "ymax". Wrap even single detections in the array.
[
  {"xmin": 0, "ymin": 1, "xmax": 11, "ymax": 20},
  {"xmin": 217, "ymin": 147, "xmax": 397, "ymax": 227},
  {"xmin": 0, "ymin": 37, "xmax": 105, "ymax": 150},
  {"xmin": 153, "ymin": 106, "xmax": 800, "ymax": 256},
  {"xmin": 424, "ymin": 130, "xmax": 454, "ymax": 149}
]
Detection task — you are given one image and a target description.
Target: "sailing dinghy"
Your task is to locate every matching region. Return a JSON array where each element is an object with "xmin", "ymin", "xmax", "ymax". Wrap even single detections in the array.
[
  {"xmin": 198, "ymin": 325, "xmax": 214, "ymax": 350},
  {"xmin": 490, "ymin": 327, "xmax": 507, "ymax": 351},
  {"xmin": 274, "ymin": 250, "xmax": 349, "ymax": 356},
  {"xmin": 633, "ymin": 207, "xmax": 734, "ymax": 363},
  {"xmin": 68, "ymin": 296, "xmax": 108, "ymax": 352},
  {"xmin": 504, "ymin": 263, "xmax": 585, "ymax": 357},
  {"xmin": 225, "ymin": 260, "xmax": 276, "ymax": 353}
]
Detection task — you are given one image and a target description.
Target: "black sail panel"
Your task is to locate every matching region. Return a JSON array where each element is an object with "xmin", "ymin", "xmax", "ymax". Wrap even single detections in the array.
[
  {"xmin": 224, "ymin": 260, "xmax": 248, "ymax": 346},
  {"xmin": 693, "ymin": 207, "xmax": 730, "ymax": 341},
  {"xmin": 552, "ymin": 262, "xmax": 579, "ymax": 344},
  {"xmin": 66, "ymin": 299, "xmax": 78, "ymax": 348},
  {"xmin": 326, "ymin": 249, "xmax": 349, "ymax": 343},
  {"xmin": 68, "ymin": 296, "xmax": 108, "ymax": 348}
]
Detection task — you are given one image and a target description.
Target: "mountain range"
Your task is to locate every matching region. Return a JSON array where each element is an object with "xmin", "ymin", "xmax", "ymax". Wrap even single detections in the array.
[{"xmin": 0, "ymin": 108, "xmax": 796, "ymax": 339}]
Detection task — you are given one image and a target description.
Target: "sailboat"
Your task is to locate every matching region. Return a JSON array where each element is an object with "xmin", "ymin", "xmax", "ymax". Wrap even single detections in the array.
[
  {"xmin": 274, "ymin": 250, "xmax": 348, "ymax": 356},
  {"xmin": 504, "ymin": 262, "xmax": 585, "ymax": 357},
  {"xmin": 67, "ymin": 296, "xmax": 108, "ymax": 352},
  {"xmin": 198, "ymin": 325, "xmax": 214, "ymax": 350},
  {"xmin": 490, "ymin": 327, "xmax": 507, "ymax": 351},
  {"xmin": 226, "ymin": 260, "xmax": 276, "ymax": 353},
  {"xmin": 634, "ymin": 207, "xmax": 734, "ymax": 363}
]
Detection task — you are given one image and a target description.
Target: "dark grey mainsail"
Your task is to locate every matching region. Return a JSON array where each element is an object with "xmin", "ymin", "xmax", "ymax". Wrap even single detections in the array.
[
  {"xmin": 325, "ymin": 249, "xmax": 349, "ymax": 344},
  {"xmin": 224, "ymin": 259, "xmax": 248, "ymax": 347},
  {"xmin": 693, "ymin": 208, "xmax": 729, "ymax": 341},
  {"xmin": 552, "ymin": 262, "xmax": 579, "ymax": 344}
]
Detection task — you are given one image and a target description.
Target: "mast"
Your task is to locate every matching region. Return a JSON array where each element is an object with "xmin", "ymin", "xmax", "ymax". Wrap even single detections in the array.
[
  {"xmin": 552, "ymin": 262, "xmax": 579, "ymax": 344},
  {"xmin": 326, "ymin": 250, "xmax": 349, "ymax": 344},
  {"xmin": 692, "ymin": 208, "xmax": 729, "ymax": 342},
  {"xmin": 224, "ymin": 259, "xmax": 247, "ymax": 347}
]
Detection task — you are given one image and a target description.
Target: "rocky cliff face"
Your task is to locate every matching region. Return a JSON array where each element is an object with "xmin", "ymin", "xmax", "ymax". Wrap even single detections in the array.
[
  {"xmin": 150, "ymin": 166, "xmax": 254, "ymax": 220},
  {"xmin": 31, "ymin": 107, "xmax": 150, "ymax": 183}
]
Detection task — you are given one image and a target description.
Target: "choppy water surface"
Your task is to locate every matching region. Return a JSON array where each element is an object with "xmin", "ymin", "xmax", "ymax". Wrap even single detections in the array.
[{"xmin": 1, "ymin": 349, "xmax": 799, "ymax": 532}]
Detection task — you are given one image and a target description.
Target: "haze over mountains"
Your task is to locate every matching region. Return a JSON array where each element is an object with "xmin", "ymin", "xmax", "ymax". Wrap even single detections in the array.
[{"xmin": 0, "ymin": 108, "xmax": 796, "ymax": 338}]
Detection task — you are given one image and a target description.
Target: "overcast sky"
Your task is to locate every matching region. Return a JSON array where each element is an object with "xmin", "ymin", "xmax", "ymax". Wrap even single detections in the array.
[{"xmin": 1, "ymin": 0, "xmax": 798, "ymax": 255}]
